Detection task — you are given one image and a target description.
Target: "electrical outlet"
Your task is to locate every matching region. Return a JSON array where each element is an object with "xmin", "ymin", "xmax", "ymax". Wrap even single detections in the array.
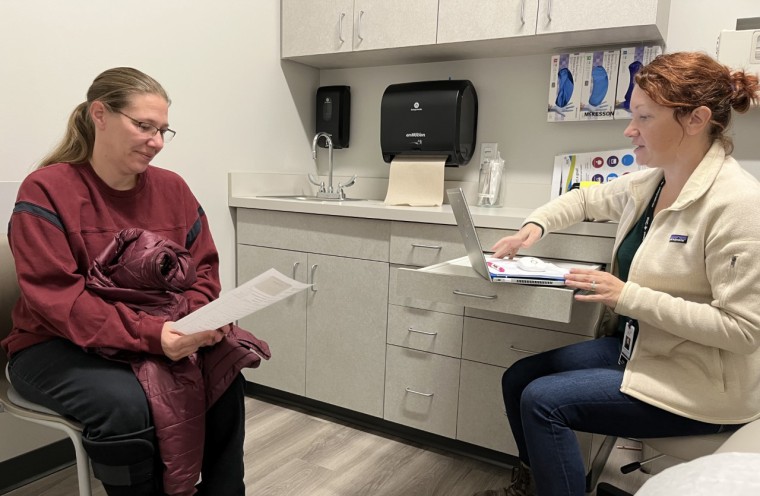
[{"xmin": 480, "ymin": 142, "xmax": 498, "ymax": 166}]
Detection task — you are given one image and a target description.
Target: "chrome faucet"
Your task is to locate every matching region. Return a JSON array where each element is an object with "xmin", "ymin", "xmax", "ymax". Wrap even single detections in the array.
[{"xmin": 308, "ymin": 132, "xmax": 356, "ymax": 200}]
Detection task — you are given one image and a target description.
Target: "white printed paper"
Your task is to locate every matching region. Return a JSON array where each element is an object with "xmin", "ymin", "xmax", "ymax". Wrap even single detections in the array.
[{"xmin": 173, "ymin": 268, "xmax": 310, "ymax": 334}]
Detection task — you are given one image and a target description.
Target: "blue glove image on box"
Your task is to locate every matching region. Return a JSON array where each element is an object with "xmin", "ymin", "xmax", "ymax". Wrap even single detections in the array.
[
  {"xmin": 623, "ymin": 60, "xmax": 643, "ymax": 110},
  {"xmin": 588, "ymin": 65, "xmax": 609, "ymax": 107},
  {"xmin": 555, "ymin": 67, "xmax": 575, "ymax": 108}
]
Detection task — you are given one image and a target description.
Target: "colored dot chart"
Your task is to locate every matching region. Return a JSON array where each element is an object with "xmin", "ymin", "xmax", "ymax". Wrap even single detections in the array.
[{"xmin": 550, "ymin": 148, "xmax": 646, "ymax": 199}]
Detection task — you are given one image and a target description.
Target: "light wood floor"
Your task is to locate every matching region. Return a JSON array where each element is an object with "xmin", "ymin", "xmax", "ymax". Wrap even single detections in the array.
[{"xmin": 6, "ymin": 396, "xmax": 651, "ymax": 496}]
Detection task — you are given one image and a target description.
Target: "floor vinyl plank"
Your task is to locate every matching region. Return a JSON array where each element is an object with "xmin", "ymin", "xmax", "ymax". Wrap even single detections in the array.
[{"xmin": 248, "ymin": 458, "xmax": 335, "ymax": 496}]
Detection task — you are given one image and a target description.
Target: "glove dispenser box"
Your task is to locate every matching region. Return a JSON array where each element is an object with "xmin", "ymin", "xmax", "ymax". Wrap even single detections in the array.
[{"xmin": 381, "ymin": 80, "xmax": 478, "ymax": 167}]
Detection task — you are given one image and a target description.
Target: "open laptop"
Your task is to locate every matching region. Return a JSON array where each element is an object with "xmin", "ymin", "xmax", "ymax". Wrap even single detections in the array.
[{"xmin": 446, "ymin": 188, "xmax": 600, "ymax": 286}]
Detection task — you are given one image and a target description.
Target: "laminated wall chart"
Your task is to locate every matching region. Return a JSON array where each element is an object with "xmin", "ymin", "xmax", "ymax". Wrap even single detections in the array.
[{"xmin": 550, "ymin": 148, "xmax": 646, "ymax": 199}]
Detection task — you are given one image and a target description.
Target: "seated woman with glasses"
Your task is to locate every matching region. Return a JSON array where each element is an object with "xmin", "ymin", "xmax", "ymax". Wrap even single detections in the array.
[{"xmin": 2, "ymin": 67, "xmax": 265, "ymax": 496}]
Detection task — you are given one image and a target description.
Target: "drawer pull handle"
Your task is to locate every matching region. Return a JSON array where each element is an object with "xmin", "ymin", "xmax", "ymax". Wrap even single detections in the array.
[
  {"xmin": 310, "ymin": 264, "xmax": 318, "ymax": 292},
  {"xmin": 520, "ymin": 0, "xmax": 526, "ymax": 25},
  {"xmin": 408, "ymin": 327, "xmax": 438, "ymax": 336},
  {"xmin": 411, "ymin": 243, "xmax": 442, "ymax": 250},
  {"xmin": 338, "ymin": 12, "xmax": 345, "ymax": 43},
  {"xmin": 510, "ymin": 345, "xmax": 539, "ymax": 355},
  {"xmin": 453, "ymin": 290, "xmax": 497, "ymax": 300},
  {"xmin": 405, "ymin": 387, "xmax": 434, "ymax": 397},
  {"xmin": 357, "ymin": 10, "xmax": 365, "ymax": 42},
  {"xmin": 292, "ymin": 262, "xmax": 300, "ymax": 280}
]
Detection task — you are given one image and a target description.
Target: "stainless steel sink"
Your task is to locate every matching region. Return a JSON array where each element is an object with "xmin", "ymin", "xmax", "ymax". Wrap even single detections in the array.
[{"xmin": 257, "ymin": 195, "xmax": 369, "ymax": 202}]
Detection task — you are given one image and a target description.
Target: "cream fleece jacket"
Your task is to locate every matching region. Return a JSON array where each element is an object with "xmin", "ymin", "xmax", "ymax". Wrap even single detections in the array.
[{"xmin": 524, "ymin": 142, "xmax": 760, "ymax": 423}]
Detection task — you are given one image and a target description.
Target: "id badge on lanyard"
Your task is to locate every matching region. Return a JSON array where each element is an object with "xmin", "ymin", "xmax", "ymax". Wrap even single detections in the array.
[{"xmin": 619, "ymin": 319, "xmax": 638, "ymax": 366}]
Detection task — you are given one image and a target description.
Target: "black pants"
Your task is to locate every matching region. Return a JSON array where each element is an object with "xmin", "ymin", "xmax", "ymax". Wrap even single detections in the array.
[{"xmin": 8, "ymin": 339, "xmax": 246, "ymax": 496}]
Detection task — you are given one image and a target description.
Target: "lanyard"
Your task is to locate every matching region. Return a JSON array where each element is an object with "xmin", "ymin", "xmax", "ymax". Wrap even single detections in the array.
[
  {"xmin": 641, "ymin": 178, "xmax": 665, "ymax": 240},
  {"xmin": 619, "ymin": 178, "xmax": 665, "ymax": 367}
]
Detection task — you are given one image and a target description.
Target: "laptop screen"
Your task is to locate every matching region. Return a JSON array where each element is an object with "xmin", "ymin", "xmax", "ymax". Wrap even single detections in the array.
[{"xmin": 446, "ymin": 187, "xmax": 492, "ymax": 280}]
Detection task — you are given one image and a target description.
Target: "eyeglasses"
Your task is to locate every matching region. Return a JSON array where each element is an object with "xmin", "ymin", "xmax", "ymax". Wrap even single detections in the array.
[{"xmin": 115, "ymin": 110, "xmax": 176, "ymax": 143}]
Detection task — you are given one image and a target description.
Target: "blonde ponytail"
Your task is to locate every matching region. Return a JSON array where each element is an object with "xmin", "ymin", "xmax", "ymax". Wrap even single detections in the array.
[{"xmin": 37, "ymin": 102, "xmax": 94, "ymax": 168}]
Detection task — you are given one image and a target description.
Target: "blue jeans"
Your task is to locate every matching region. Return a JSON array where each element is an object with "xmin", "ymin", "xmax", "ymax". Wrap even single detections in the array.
[{"xmin": 502, "ymin": 336, "xmax": 740, "ymax": 496}]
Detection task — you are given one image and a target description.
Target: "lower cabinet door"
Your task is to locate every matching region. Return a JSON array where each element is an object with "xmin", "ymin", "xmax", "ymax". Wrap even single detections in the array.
[
  {"xmin": 457, "ymin": 359, "xmax": 596, "ymax": 467},
  {"xmin": 237, "ymin": 245, "xmax": 308, "ymax": 395},
  {"xmin": 384, "ymin": 345, "xmax": 460, "ymax": 438},
  {"xmin": 305, "ymin": 254, "xmax": 389, "ymax": 418},
  {"xmin": 457, "ymin": 359, "xmax": 516, "ymax": 454}
]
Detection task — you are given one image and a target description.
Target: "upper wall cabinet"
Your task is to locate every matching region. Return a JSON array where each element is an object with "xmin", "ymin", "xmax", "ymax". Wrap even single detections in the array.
[
  {"xmin": 281, "ymin": 0, "xmax": 437, "ymax": 58},
  {"xmin": 437, "ymin": 0, "xmax": 539, "ymax": 44},
  {"xmin": 281, "ymin": 0, "xmax": 671, "ymax": 69},
  {"xmin": 353, "ymin": 0, "xmax": 439, "ymax": 51},
  {"xmin": 535, "ymin": 0, "xmax": 671, "ymax": 39},
  {"xmin": 281, "ymin": 0, "xmax": 354, "ymax": 57}
]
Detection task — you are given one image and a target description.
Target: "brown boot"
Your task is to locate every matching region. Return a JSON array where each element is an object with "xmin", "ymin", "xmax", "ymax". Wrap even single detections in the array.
[
  {"xmin": 505, "ymin": 462, "xmax": 535, "ymax": 496},
  {"xmin": 471, "ymin": 462, "xmax": 535, "ymax": 496}
]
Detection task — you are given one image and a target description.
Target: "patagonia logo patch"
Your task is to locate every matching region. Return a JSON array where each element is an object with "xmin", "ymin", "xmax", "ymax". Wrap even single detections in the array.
[{"xmin": 669, "ymin": 234, "xmax": 688, "ymax": 244}]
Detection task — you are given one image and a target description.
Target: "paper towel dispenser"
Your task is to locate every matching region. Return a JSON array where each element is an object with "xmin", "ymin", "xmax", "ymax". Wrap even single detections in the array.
[{"xmin": 381, "ymin": 80, "xmax": 478, "ymax": 167}]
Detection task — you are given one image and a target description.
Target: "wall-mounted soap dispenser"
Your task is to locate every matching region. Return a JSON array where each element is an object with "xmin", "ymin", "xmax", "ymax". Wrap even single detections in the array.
[{"xmin": 316, "ymin": 85, "xmax": 350, "ymax": 148}]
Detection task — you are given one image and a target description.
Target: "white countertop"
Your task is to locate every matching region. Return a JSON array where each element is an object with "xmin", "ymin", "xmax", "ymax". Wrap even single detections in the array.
[{"xmin": 228, "ymin": 172, "xmax": 618, "ymax": 237}]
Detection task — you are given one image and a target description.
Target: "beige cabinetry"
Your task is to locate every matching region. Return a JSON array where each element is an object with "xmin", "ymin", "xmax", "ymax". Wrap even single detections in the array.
[
  {"xmin": 536, "ymin": 0, "xmax": 669, "ymax": 36},
  {"xmin": 235, "ymin": 207, "xmax": 615, "ymax": 460},
  {"xmin": 281, "ymin": 0, "xmax": 437, "ymax": 58},
  {"xmin": 238, "ymin": 244, "xmax": 308, "ymax": 396},
  {"xmin": 387, "ymin": 218, "xmax": 611, "ymax": 463},
  {"xmin": 236, "ymin": 209, "xmax": 390, "ymax": 417},
  {"xmin": 437, "ymin": 0, "xmax": 539, "ymax": 43},
  {"xmin": 281, "ymin": 0, "xmax": 354, "ymax": 57},
  {"xmin": 384, "ymin": 345, "xmax": 461, "ymax": 438},
  {"xmin": 353, "ymin": 0, "xmax": 439, "ymax": 51},
  {"xmin": 280, "ymin": 0, "xmax": 670, "ymax": 68}
]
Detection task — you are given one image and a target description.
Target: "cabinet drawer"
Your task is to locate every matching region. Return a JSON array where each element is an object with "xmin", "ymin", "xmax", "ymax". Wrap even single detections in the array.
[
  {"xmin": 462, "ymin": 317, "xmax": 589, "ymax": 368},
  {"xmin": 237, "ymin": 209, "xmax": 390, "ymax": 261},
  {"xmin": 466, "ymin": 300, "xmax": 605, "ymax": 338},
  {"xmin": 387, "ymin": 305, "xmax": 463, "ymax": 358},
  {"xmin": 389, "ymin": 266, "xmax": 464, "ymax": 315},
  {"xmin": 384, "ymin": 345, "xmax": 460, "ymax": 438},
  {"xmin": 390, "ymin": 222, "xmax": 466, "ymax": 267},
  {"xmin": 395, "ymin": 258, "xmax": 578, "ymax": 323}
]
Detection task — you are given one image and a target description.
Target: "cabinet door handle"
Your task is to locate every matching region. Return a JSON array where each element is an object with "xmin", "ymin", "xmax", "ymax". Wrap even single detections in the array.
[
  {"xmin": 405, "ymin": 387, "xmax": 434, "ymax": 397},
  {"xmin": 310, "ymin": 264, "xmax": 318, "ymax": 292},
  {"xmin": 510, "ymin": 345, "xmax": 539, "ymax": 355},
  {"xmin": 292, "ymin": 262, "xmax": 300, "ymax": 280},
  {"xmin": 453, "ymin": 290, "xmax": 497, "ymax": 300},
  {"xmin": 546, "ymin": 0, "xmax": 552, "ymax": 22},
  {"xmin": 338, "ymin": 12, "xmax": 345, "ymax": 43},
  {"xmin": 411, "ymin": 243, "xmax": 442, "ymax": 250},
  {"xmin": 520, "ymin": 0, "xmax": 526, "ymax": 25},
  {"xmin": 408, "ymin": 327, "xmax": 438, "ymax": 336},
  {"xmin": 357, "ymin": 10, "xmax": 365, "ymax": 41}
]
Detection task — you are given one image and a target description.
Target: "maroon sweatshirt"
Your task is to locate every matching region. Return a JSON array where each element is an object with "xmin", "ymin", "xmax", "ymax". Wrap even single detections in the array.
[{"xmin": 2, "ymin": 162, "xmax": 220, "ymax": 358}]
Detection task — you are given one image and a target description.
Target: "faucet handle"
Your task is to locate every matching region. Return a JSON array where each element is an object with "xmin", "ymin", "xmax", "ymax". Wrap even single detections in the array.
[
  {"xmin": 308, "ymin": 173, "xmax": 325, "ymax": 192},
  {"xmin": 339, "ymin": 175, "xmax": 357, "ymax": 189}
]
